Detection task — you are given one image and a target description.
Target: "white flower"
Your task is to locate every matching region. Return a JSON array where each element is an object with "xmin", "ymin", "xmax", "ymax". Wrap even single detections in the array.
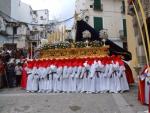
[
  {"xmin": 82, "ymin": 30, "xmax": 91, "ymax": 38},
  {"xmin": 41, "ymin": 39, "xmax": 48, "ymax": 45}
]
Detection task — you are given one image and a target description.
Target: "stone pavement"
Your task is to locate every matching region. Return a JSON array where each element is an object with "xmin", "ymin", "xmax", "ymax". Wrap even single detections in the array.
[{"xmin": 0, "ymin": 84, "xmax": 148, "ymax": 113}]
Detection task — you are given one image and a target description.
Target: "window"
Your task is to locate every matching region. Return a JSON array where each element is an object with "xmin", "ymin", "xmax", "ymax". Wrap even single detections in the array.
[
  {"xmin": 94, "ymin": 17, "xmax": 103, "ymax": 32},
  {"xmin": 90, "ymin": 5, "xmax": 93, "ymax": 8},
  {"xmin": 123, "ymin": 19, "xmax": 127, "ymax": 37},
  {"xmin": 33, "ymin": 11, "xmax": 37, "ymax": 15},
  {"xmin": 94, "ymin": 0, "xmax": 102, "ymax": 11},
  {"xmin": 40, "ymin": 16, "xmax": 44, "ymax": 20},
  {"xmin": 13, "ymin": 27, "xmax": 17, "ymax": 35},
  {"xmin": 121, "ymin": 1, "xmax": 125, "ymax": 14}
]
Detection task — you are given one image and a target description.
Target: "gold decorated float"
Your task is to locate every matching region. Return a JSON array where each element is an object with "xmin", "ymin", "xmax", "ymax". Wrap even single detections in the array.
[{"xmin": 39, "ymin": 46, "xmax": 109, "ymax": 59}]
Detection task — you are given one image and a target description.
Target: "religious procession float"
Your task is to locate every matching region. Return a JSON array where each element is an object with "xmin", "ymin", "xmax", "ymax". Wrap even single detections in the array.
[{"xmin": 21, "ymin": 20, "xmax": 134, "ymax": 94}]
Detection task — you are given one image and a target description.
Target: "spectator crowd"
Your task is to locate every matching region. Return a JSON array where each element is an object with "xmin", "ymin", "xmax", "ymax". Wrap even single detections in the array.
[{"xmin": 0, "ymin": 47, "xmax": 27, "ymax": 88}]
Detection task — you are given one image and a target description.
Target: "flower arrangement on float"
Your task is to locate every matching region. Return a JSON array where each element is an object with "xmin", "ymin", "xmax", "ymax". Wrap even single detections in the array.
[{"xmin": 38, "ymin": 40, "xmax": 104, "ymax": 51}]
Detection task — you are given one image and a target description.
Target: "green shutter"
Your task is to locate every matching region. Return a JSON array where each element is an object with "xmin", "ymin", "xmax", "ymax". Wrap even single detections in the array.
[
  {"xmin": 94, "ymin": 17, "xmax": 103, "ymax": 32},
  {"xmin": 123, "ymin": 19, "xmax": 127, "ymax": 37},
  {"xmin": 94, "ymin": 0, "xmax": 101, "ymax": 11},
  {"xmin": 122, "ymin": 1, "xmax": 125, "ymax": 13}
]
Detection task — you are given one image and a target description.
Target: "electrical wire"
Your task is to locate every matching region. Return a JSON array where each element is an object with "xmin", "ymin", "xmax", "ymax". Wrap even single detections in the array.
[{"xmin": 0, "ymin": 10, "xmax": 75, "ymax": 26}]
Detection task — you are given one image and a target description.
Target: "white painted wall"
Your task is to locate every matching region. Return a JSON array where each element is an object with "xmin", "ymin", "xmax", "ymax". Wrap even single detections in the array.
[
  {"xmin": 33, "ymin": 10, "xmax": 49, "ymax": 25},
  {"xmin": 11, "ymin": 0, "xmax": 49, "ymax": 26},
  {"xmin": 0, "ymin": 0, "xmax": 11, "ymax": 16},
  {"xmin": 11, "ymin": 0, "xmax": 33, "ymax": 23},
  {"xmin": 75, "ymin": 0, "xmax": 125, "ymax": 39}
]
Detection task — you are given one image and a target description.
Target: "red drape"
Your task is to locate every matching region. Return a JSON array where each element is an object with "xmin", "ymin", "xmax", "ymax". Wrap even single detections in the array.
[
  {"xmin": 21, "ymin": 67, "xmax": 27, "ymax": 89},
  {"xmin": 138, "ymin": 79, "xmax": 145, "ymax": 105},
  {"xmin": 124, "ymin": 62, "xmax": 134, "ymax": 84}
]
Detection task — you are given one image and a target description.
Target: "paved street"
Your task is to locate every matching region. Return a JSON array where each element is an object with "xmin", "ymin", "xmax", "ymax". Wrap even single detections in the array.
[{"xmin": 0, "ymin": 84, "xmax": 148, "ymax": 113}]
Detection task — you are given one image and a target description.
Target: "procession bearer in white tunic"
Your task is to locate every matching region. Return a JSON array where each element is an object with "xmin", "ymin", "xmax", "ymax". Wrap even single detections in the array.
[
  {"xmin": 108, "ymin": 61, "xmax": 116, "ymax": 93},
  {"xmin": 70, "ymin": 60, "xmax": 78, "ymax": 92},
  {"xmin": 56, "ymin": 61, "xmax": 63, "ymax": 92},
  {"xmin": 88, "ymin": 60, "xmax": 96, "ymax": 93},
  {"xmin": 62, "ymin": 61, "xmax": 68, "ymax": 92},
  {"xmin": 103, "ymin": 60, "xmax": 110, "ymax": 93},
  {"xmin": 31, "ymin": 63, "xmax": 39, "ymax": 92},
  {"xmin": 67, "ymin": 60, "xmax": 74, "ymax": 93},
  {"xmin": 95, "ymin": 60, "xmax": 103, "ymax": 93},
  {"xmin": 118, "ymin": 61, "xmax": 129, "ymax": 92},
  {"xmin": 46, "ymin": 60, "xmax": 53, "ymax": 93},
  {"xmin": 80, "ymin": 61, "xmax": 86, "ymax": 93},
  {"xmin": 38, "ymin": 61, "xmax": 48, "ymax": 93},
  {"xmin": 113, "ymin": 61, "xmax": 121, "ymax": 93},
  {"xmin": 51, "ymin": 62, "xmax": 58, "ymax": 93},
  {"xmin": 38, "ymin": 62, "xmax": 43, "ymax": 93},
  {"xmin": 26, "ymin": 61, "xmax": 34, "ymax": 92},
  {"xmin": 42, "ymin": 61, "xmax": 49, "ymax": 92},
  {"xmin": 97, "ymin": 60, "xmax": 106, "ymax": 93},
  {"xmin": 143, "ymin": 68, "xmax": 150, "ymax": 104},
  {"xmin": 75, "ymin": 60, "xmax": 83, "ymax": 93}
]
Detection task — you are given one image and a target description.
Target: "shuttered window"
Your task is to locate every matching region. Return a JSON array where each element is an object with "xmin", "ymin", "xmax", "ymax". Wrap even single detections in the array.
[
  {"xmin": 94, "ymin": 17, "xmax": 103, "ymax": 32},
  {"xmin": 122, "ymin": 1, "xmax": 125, "ymax": 13},
  {"xmin": 123, "ymin": 19, "xmax": 127, "ymax": 37},
  {"xmin": 94, "ymin": 0, "xmax": 101, "ymax": 11}
]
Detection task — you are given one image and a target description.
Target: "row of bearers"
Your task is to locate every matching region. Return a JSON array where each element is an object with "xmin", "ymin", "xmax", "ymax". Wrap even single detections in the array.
[{"xmin": 25, "ymin": 57, "xmax": 129, "ymax": 93}]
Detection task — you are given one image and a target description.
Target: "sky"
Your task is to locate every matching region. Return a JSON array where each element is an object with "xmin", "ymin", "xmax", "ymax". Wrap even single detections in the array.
[{"xmin": 21, "ymin": 0, "xmax": 75, "ymax": 28}]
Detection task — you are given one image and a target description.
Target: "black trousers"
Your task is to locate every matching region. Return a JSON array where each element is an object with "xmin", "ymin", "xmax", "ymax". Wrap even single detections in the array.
[{"xmin": 16, "ymin": 75, "xmax": 21, "ymax": 86}]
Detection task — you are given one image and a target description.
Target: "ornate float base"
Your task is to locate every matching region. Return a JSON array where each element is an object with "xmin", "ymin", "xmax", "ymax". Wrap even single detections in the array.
[{"xmin": 40, "ymin": 46, "xmax": 109, "ymax": 59}]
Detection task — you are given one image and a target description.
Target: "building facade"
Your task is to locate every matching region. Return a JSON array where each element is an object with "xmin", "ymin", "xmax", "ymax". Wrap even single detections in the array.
[
  {"xmin": 128, "ymin": 0, "xmax": 150, "ymax": 66},
  {"xmin": 0, "ymin": 0, "xmax": 49, "ymax": 49},
  {"xmin": 75, "ymin": 0, "xmax": 127, "ymax": 48}
]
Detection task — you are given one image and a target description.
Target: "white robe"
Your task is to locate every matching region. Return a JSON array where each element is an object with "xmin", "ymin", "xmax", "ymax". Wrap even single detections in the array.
[
  {"xmin": 95, "ymin": 61, "xmax": 104, "ymax": 93},
  {"xmin": 38, "ymin": 67, "xmax": 47, "ymax": 92},
  {"xmin": 88, "ymin": 63, "xmax": 96, "ymax": 93},
  {"xmin": 145, "ymin": 77, "xmax": 149, "ymax": 104},
  {"xmin": 46, "ymin": 67, "xmax": 53, "ymax": 92},
  {"xmin": 26, "ymin": 68, "xmax": 33, "ymax": 92},
  {"xmin": 67, "ymin": 67, "xmax": 73, "ymax": 93},
  {"xmin": 109, "ymin": 64, "xmax": 116, "ymax": 93},
  {"xmin": 56, "ymin": 66, "xmax": 63, "ymax": 92},
  {"xmin": 41, "ymin": 68, "xmax": 48, "ymax": 92},
  {"xmin": 70, "ymin": 67, "xmax": 77, "ymax": 92},
  {"xmin": 80, "ymin": 67, "xmax": 86, "ymax": 92},
  {"xmin": 62, "ymin": 66, "xmax": 68, "ymax": 92},
  {"xmin": 32, "ymin": 67, "xmax": 39, "ymax": 92},
  {"xmin": 119, "ymin": 66, "xmax": 129, "ymax": 92},
  {"xmin": 75, "ymin": 66, "xmax": 82, "ymax": 92},
  {"xmin": 51, "ymin": 65, "xmax": 57, "ymax": 92},
  {"xmin": 103, "ymin": 64, "xmax": 110, "ymax": 92},
  {"xmin": 114, "ymin": 64, "xmax": 121, "ymax": 93}
]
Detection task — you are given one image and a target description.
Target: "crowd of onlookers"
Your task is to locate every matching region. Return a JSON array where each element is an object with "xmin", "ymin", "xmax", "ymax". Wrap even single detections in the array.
[{"xmin": 0, "ymin": 48, "xmax": 27, "ymax": 88}]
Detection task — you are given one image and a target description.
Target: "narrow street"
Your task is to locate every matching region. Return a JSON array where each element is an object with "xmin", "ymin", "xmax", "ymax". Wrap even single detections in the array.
[{"xmin": 0, "ymin": 84, "xmax": 147, "ymax": 113}]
